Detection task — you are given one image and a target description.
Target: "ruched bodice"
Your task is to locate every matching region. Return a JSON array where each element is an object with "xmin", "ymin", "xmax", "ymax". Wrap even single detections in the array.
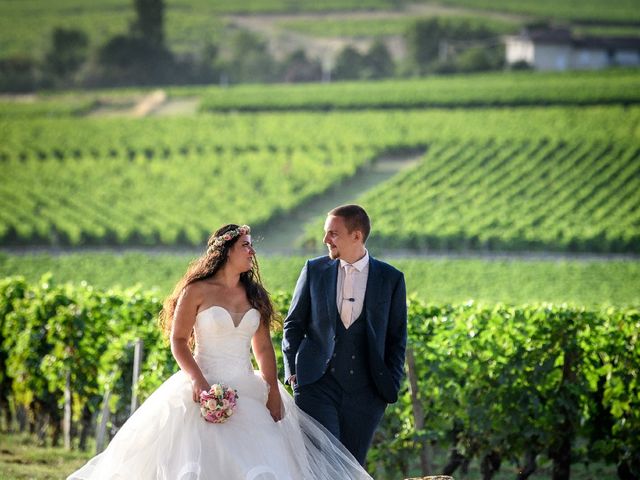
[{"xmin": 194, "ymin": 306, "xmax": 260, "ymax": 381}]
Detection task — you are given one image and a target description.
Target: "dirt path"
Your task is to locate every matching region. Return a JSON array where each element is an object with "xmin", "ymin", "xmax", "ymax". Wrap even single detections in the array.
[{"xmin": 151, "ymin": 97, "xmax": 200, "ymax": 116}]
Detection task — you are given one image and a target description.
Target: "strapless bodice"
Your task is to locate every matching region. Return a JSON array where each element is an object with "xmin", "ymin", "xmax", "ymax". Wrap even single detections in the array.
[{"xmin": 193, "ymin": 305, "xmax": 260, "ymax": 380}]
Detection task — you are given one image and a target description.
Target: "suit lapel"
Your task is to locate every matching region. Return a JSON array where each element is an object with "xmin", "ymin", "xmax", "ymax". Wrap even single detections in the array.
[
  {"xmin": 364, "ymin": 256, "xmax": 382, "ymax": 317},
  {"xmin": 321, "ymin": 259, "xmax": 340, "ymax": 328}
]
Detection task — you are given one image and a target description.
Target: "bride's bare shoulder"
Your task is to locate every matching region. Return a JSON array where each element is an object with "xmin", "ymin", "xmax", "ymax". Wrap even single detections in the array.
[
  {"xmin": 181, "ymin": 279, "xmax": 223, "ymax": 308},
  {"xmin": 179, "ymin": 282, "xmax": 208, "ymax": 308}
]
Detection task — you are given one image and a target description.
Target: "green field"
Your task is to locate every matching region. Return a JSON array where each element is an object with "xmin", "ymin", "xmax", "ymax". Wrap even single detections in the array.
[
  {"xmin": 430, "ymin": 0, "xmax": 640, "ymax": 23},
  {"xmin": 277, "ymin": 14, "xmax": 518, "ymax": 38},
  {"xmin": 2, "ymin": 101, "xmax": 637, "ymax": 252},
  {"xmin": 197, "ymin": 70, "xmax": 640, "ymax": 111},
  {"xmin": 350, "ymin": 138, "xmax": 639, "ymax": 253},
  {"xmin": 1, "ymin": 278, "xmax": 637, "ymax": 478},
  {"xmin": 0, "ymin": 0, "xmax": 397, "ymax": 59},
  {"xmin": 2, "ymin": 0, "xmax": 638, "ymax": 62},
  {"xmin": 0, "ymin": 143, "xmax": 372, "ymax": 246},
  {"xmin": 2, "ymin": 253, "xmax": 638, "ymax": 307},
  {"xmin": 0, "ymin": 430, "xmax": 621, "ymax": 480}
]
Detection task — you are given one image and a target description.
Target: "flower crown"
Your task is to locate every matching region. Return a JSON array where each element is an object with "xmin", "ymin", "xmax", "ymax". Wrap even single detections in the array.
[{"xmin": 207, "ymin": 225, "xmax": 251, "ymax": 254}]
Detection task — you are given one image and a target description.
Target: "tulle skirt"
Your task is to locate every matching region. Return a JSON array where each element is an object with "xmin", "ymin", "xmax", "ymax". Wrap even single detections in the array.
[{"xmin": 67, "ymin": 369, "xmax": 371, "ymax": 480}]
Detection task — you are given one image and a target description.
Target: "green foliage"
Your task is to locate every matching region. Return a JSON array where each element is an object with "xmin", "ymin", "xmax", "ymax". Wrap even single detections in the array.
[
  {"xmin": 2, "ymin": 253, "xmax": 640, "ymax": 308},
  {"xmin": 278, "ymin": 14, "xmax": 518, "ymax": 38},
  {"xmin": 379, "ymin": 298, "xmax": 640, "ymax": 477},
  {"xmin": 131, "ymin": 0, "xmax": 165, "ymax": 47},
  {"xmin": 2, "ymin": 101, "xmax": 638, "ymax": 253},
  {"xmin": 333, "ymin": 40, "xmax": 395, "ymax": 80},
  {"xmin": 221, "ymin": 30, "xmax": 277, "ymax": 83},
  {"xmin": 43, "ymin": 28, "xmax": 89, "ymax": 80},
  {"xmin": 0, "ymin": 138, "xmax": 372, "ymax": 246},
  {"xmin": 426, "ymin": 0, "xmax": 640, "ymax": 24},
  {"xmin": 404, "ymin": 16, "xmax": 502, "ymax": 74},
  {"xmin": 198, "ymin": 70, "xmax": 640, "ymax": 111},
  {"xmin": 0, "ymin": 56, "xmax": 38, "ymax": 93},
  {"xmin": 304, "ymin": 137, "xmax": 640, "ymax": 253},
  {"xmin": 333, "ymin": 46, "xmax": 366, "ymax": 80},
  {"xmin": 0, "ymin": 277, "xmax": 638, "ymax": 477},
  {"xmin": 0, "ymin": 0, "xmax": 397, "ymax": 62}
]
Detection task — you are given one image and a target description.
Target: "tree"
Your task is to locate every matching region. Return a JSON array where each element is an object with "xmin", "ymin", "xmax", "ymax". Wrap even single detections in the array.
[
  {"xmin": 405, "ymin": 18, "xmax": 442, "ymax": 74},
  {"xmin": 131, "ymin": 0, "xmax": 165, "ymax": 47},
  {"xmin": 223, "ymin": 30, "xmax": 276, "ymax": 83},
  {"xmin": 332, "ymin": 46, "xmax": 365, "ymax": 81},
  {"xmin": 363, "ymin": 40, "xmax": 394, "ymax": 79},
  {"xmin": 96, "ymin": 35, "xmax": 174, "ymax": 85},
  {"xmin": 0, "ymin": 56, "xmax": 37, "ymax": 92},
  {"xmin": 281, "ymin": 49, "xmax": 322, "ymax": 83},
  {"xmin": 43, "ymin": 28, "xmax": 89, "ymax": 80}
]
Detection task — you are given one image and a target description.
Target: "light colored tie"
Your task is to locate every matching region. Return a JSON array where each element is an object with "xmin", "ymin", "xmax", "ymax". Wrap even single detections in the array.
[{"xmin": 340, "ymin": 264, "xmax": 355, "ymax": 329}]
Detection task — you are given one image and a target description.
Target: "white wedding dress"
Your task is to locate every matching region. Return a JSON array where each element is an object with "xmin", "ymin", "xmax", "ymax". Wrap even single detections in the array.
[{"xmin": 68, "ymin": 306, "xmax": 372, "ymax": 480}]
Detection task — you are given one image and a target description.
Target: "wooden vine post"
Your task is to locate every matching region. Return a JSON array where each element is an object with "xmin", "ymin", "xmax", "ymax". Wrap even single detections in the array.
[{"xmin": 406, "ymin": 347, "xmax": 433, "ymax": 475}]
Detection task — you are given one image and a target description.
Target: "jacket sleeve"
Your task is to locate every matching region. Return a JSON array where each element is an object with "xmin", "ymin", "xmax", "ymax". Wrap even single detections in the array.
[
  {"xmin": 281, "ymin": 261, "xmax": 311, "ymax": 383},
  {"xmin": 385, "ymin": 272, "xmax": 407, "ymax": 398}
]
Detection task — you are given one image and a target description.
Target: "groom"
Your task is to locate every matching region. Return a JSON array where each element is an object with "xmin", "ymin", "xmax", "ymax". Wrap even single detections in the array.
[{"xmin": 282, "ymin": 204, "xmax": 407, "ymax": 465}]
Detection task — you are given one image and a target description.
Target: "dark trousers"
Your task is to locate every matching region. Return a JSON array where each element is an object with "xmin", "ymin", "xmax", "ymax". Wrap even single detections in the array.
[{"xmin": 294, "ymin": 372, "xmax": 387, "ymax": 465}]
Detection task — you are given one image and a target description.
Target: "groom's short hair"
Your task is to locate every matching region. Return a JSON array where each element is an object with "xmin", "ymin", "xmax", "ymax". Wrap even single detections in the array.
[{"xmin": 328, "ymin": 204, "xmax": 370, "ymax": 243}]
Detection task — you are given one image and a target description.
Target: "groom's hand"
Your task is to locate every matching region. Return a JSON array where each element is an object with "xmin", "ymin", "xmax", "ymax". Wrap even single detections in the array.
[{"xmin": 287, "ymin": 375, "xmax": 297, "ymax": 386}]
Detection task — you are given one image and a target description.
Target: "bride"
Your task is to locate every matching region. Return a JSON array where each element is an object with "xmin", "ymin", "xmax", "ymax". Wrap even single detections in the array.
[{"xmin": 68, "ymin": 224, "xmax": 372, "ymax": 480}]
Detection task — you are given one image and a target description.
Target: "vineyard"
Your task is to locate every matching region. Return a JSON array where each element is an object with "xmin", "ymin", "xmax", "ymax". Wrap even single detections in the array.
[
  {"xmin": 352, "ymin": 139, "xmax": 640, "ymax": 253},
  {"xmin": 2, "ymin": 0, "xmax": 638, "ymax": 61},
  {"xmin": 197, "ymin": 70, "xmax": 640, "ymax": 111},
  {"xmin": 0, "ymin": 0, "xmax": 386, "ymax": 59},
  {"xmin": 0, "ymin": 277, "xmax": 637, "ymax": 479},
  {"xmin": 0, "ymin": 143, "xmax": 372, "ymax": 246},
  {"xmin": 277, "ymin": 14, "xmax": 518, "ymax": 38},
  {"xmin": 1, "ymin": 18, "xmax": 639, "ymax": 475},
  {"xmin": 1, "ymin": 102, "xmax": 638, "ymax": 252},
  {"xmin": 2, "ymin": 253, "xmax": 639, "ymax": 307},
  {"xmin": 432, "ymin": 0, "xmax": 640, "ymax": 23}
]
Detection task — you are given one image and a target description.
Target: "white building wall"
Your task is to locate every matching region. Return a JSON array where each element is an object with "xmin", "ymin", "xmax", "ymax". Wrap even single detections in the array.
[
  {"xmin": 505, "ymin": 38, "xmax": 534, "ymax": 64},
  {"xmin": 533, "ymin": 44, "xmax": 572, "ymax": 71},
  {"xmin": 570, "ymin": 48, "xmax": 610, "ymax": 69},
  {"xmin": 505, "ymin": 35, "xmax": 639, "ymax": 70},
  {"xmin": 614, "ymin": 49, "xmax": 640, "ymax": 66}
]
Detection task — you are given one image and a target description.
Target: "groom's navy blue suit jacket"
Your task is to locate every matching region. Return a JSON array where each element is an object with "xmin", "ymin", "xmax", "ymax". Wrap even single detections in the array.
[{"xmin": 282, "ymin": 255, "xmax": 407, "ymax": 404}]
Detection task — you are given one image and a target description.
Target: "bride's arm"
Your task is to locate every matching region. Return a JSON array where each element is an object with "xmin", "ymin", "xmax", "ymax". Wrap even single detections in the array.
[
  {"xmin": 252, "ymin": 322, "xmax": 283, "ymax": 422},
  {"xmin": 171, "ymin": 285, "xmax": 210, "ymax": 402}
]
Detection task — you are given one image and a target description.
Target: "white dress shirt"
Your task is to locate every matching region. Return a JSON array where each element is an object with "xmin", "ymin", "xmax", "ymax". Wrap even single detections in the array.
[{"xmin": 336, "ymin": 250, "xmax": 369, "ymax": 328}]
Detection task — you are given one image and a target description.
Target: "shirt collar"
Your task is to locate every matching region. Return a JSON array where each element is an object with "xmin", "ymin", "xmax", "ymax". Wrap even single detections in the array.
[{"xmin": 340, "ymin": 249, "xmax": 369, "ymax": 272}]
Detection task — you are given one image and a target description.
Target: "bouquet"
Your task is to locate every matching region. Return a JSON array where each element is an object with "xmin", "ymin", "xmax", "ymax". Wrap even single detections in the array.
[{"xmin": 199, "ymin": 383, "xmax": 238, "ymax": 424}]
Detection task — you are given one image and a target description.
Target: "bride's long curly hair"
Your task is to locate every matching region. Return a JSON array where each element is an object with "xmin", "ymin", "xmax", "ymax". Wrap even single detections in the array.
[{"xmin": 159, "ymin": 224, "xmax": 276, "ymax": 345}]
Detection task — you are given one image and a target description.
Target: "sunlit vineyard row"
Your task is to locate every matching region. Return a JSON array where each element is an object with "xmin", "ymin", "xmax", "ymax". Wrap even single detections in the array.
[
  {"xmin": 1, "ymin": 106, "xmax": 638, "ymax": 250},
  {"xmin": 2, "ymin": 253, "xmax": 639, "ymax": 307},
  {"xmin": 1, "ymin": 106, "xmax": 636, "ymax": 158},
  {"xmin": 0, "ymin": 145, "xmax": 373, "ymax": 246},
  {"xmin": 197, "ymin": 70, "xmax": 640, "ymax": 111},
  {"xmin": 277, "ymin": 14, "xmax": 517, "ymax": 38},
  {"xmin": 434, "ymin": 0, "xmax": 640, "ymax": 23},
  {"xmin": 340, "ymin": 139, "xmax": 640, "ymax": 253},
  {"xmin": 4, "ymin": 70, "xmax": 639, "ymax": 119}
]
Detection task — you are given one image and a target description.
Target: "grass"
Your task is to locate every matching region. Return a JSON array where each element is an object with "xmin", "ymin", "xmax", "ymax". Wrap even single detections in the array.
[
  {"xmin": 1, "ymin": 252, "xmax": 639, "ymax": 307},
  {"xmin": 277, "ymin": 14, "xmax": 518, "ymax": 38},
  {"xmin": 0, "ymin": 432, "xmax": 91, "ymax": 480},
  {"xmin": 0, "ymin": 431, "xmax": 619, "ymax": 480}
]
